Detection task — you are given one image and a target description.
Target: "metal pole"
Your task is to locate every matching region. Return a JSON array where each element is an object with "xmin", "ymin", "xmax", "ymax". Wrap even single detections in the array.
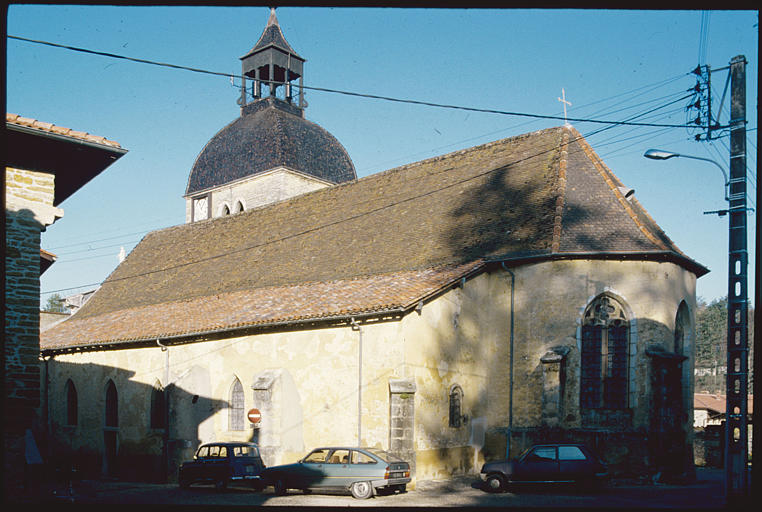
[{"xmin": 724, "ymin": 54, "xmax": 748, "ymax": 504}]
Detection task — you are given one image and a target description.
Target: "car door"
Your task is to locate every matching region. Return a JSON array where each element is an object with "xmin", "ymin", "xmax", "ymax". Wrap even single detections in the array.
[
  {"xmin": 205, "ymin": 444, "xmax": 229, "ymax": 482},
  {"xmin": 322, "ymin": 449, "xmax": 353, "ymax": 489},
  {"xmin": 515, "ymin": 446, "xmax": 560, "ymax": 482},
  {"xmin": 558, "ymin": 445, "xmax": 591, "ymax": 481},
  {"xmin": 297, "ymin": 448, "xmax": 331, "ymax": 488}
]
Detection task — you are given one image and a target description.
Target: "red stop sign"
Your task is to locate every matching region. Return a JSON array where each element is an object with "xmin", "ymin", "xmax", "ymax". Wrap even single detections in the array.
[{"xmin": 247, "ymin": 408, "xmax": 262, "ymax": 424}]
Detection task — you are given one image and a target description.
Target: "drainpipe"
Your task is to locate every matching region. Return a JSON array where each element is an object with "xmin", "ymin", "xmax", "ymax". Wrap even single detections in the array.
[
  {"xmin": 43, "ymin": 355, "xmax": 51, "ymax": 460},
  {"xmin": 501, "ymin": 262, "xmax": 515, "ymax": 460},
  {"xmin": 156, "ymin": 339, "xmax": 169, "ymax": 482},
  {"xmin": 350, "ymin": 318, "xmax": 362, "ymax": 447}
]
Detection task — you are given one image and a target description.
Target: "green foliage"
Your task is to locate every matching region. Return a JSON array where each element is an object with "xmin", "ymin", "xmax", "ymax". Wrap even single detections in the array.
[
  {"xmin": 42, "ymin": 293, "xmax": 67, "ymax": 313},
  {"xmin": 694, "ymin": 297, "xmax": 754, "ymax": 394}
]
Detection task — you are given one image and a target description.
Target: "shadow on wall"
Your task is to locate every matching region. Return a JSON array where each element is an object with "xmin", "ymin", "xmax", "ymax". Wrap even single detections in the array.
[
  {"xmin": 416, "ymin": 144, "xmax": 696, "ymax": 481},
  {"xmin": 42, "ymin": 359, "xmax": 227, "ymax": 484}
]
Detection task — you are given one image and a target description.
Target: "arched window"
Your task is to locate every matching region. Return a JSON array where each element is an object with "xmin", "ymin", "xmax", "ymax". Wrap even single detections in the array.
[
  {"xmin": 581, "ymin": 295, "xmax": 629, "ymax": 409},
  {"xmin": 105, "ymin": 379, "xmax": 118, "ymax": 427},
  {"xmin": 150, "ymin": 380, "xmax": 166, "ymax": 429},
  {"xmin": 220, "ymin": 204, "xmax": 231, "ymax": 216},
  {"xmin": 229, "ymin": 378, "xmax": 245, "ymax": 431},
  {"xmin": 449, "ymin": 385, "xmax": 464, "ymax": 428},
  {"xmin": 674, "ymin": 301, "xmax": 690, "ymax": 356},
  {"xmin": 234, "ymin": 200, "xmax": 245, "ymax": 214},
  {"xmin": 65, "ymin": 379, "xmax": 78, "ymax": 426}
]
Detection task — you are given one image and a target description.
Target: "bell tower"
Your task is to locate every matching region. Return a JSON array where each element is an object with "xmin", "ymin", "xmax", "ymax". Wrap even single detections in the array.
[{"xmin": 239, "ymin": 7, "xmax": 305, "ymax": 109}]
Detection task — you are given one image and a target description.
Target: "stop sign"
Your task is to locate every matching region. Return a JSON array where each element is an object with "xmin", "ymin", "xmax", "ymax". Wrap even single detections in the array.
[{"xmin": 247, "ymin": 408, "xmax": 262, "ymax": 424}]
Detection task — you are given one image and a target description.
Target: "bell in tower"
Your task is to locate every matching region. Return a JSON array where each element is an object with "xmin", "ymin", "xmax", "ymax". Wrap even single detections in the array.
[{"xmin": 239, "ymin": 7, "xmax": 305, "ymax": 107}]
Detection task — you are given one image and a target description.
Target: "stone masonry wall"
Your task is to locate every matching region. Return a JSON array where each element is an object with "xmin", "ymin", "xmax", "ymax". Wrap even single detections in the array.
[{"xmin": 5, "ymin": 167, "xmax": 60, "ymax": 493}]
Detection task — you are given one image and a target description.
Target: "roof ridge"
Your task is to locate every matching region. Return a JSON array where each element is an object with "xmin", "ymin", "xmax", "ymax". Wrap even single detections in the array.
[
  {"xmin": 359, "ymin": 126, "xmax": 565, "ymax": 183},
  {"xmin": 551, "ymin": 127, "xmax": 571, "ymax": 252}
]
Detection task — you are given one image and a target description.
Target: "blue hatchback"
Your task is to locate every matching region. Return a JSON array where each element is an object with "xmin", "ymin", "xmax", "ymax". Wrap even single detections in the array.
[{"xmin": 261, "ymin": 447, "xmax": 411, "ymax": 499}]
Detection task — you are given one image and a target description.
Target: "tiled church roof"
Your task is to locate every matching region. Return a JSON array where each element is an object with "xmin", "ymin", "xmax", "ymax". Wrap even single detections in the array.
[{"xmin": 42, "ymin": 125, "xmax": 706, "ymax": 352}]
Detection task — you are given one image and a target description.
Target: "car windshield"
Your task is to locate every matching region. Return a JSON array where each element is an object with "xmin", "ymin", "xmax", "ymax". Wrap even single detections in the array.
[{"xmin": 365, "ymin": 449, "xmax": 403, "ymax": 462}]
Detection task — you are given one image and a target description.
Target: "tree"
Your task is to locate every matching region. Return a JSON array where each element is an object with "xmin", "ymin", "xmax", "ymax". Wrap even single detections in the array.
[
  {"xmin": 42, "ymin": 293, "xmax": 68, "ymax": 313},
  {"xmin": 694, "ymin": 297, "xmax": 755, "ymax": 395}
]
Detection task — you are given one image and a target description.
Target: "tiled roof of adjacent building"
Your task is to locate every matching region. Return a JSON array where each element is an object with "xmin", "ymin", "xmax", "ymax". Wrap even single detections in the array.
[
  {"xmin": 6, "ymin": 113, "xmax": 122, "ymax": 149},
  {"xmin": 41, "ymin": 125, "xmax": 707, "ymax": 352}
]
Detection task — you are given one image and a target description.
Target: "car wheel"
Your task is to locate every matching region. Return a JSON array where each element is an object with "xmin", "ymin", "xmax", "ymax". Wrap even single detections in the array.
[
  {"xmin": 394, "ymin": 484, "xmax": 407, "ymax": 493},
  {"xmin": 350, "ymin": 481, "xmax": 373, "ymax": 499},
  {"xmin": 485, "ymin": 473, "xmax": 506, "ymax": 493},
  {"xmin": 273, "ymin": 478, "xmax": 287, "ymax": 496}
]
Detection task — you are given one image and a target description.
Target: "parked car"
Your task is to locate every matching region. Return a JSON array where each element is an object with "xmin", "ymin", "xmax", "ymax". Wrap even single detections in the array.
[
  {"xmin": 479, "ymin": 443, "xmax": 608, "ymax": 492},
  {"xmin": 261, "ymin": 446, "xmax": 411, "ymax": 499},
  {"xmin": 178, "ymin": 441, "xmax": 266, "ymax": 490}
]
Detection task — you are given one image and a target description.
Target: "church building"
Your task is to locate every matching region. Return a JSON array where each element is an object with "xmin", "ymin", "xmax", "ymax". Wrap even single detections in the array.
[{"xmin": 40, "ymin": 9, "xmax": 707, "ymax": 485}]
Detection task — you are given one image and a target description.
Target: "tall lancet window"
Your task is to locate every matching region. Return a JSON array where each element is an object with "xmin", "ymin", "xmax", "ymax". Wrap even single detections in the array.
[
  {"xmin": 581, "ymin": 295, "xmax": 629, "ymax": 409},
  {"xmin": 229, "ymin": 378, "xmax": 245, "ymax": 431}
]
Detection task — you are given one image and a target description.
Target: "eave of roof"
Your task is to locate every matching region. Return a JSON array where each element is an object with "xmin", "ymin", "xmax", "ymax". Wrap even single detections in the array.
[
  {"xmin": 5, "ymin": 114, "xmax": 127, "ymax": 206},
  {"xmin": 41, "ymin": 261, "xmax": 484, "ymax": 354}
]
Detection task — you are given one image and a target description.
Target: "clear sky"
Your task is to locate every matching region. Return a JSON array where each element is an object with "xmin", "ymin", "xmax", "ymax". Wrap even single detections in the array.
[{"xmin": 5, "ymin": 5, "xmax": 758, "ymax": 308}]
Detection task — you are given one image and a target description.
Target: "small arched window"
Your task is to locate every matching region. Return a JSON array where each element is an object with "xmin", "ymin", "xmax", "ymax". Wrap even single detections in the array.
[
  {"xmin": 234, "ymin": 200, "xmax": 245, "ymax": 214},
  {"xmin": 674, "ymin": 301, "xmax": 690, "ymax": 356},
  {"xmin": 581, "ymin": 294, "xmax": 629, "ymax": 409},
  {"xmin": 449, "ymin": 385, "xmax": 464, "ymax": 428},
  {"xmin": 105, "ymin": 379, "xmax": 118, "ymax": 427},
  {"xmin": 221, "ymin": 204, "xmax": 230, "ymax": 216},
  {"xmin": 229, "ymin": 378, "xmax": 245, "ymax": 431},
  {"xmin": 150, "ymin": 380, "xmax": 166, "ymax": 429},
  {"xmin": 65, "ymin": 379, "xmax": 78, "ymax": 426}
]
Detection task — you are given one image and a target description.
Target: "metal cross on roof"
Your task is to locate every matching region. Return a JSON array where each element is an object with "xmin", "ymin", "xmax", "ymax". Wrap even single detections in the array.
[{"xmin": 558, "ymin": 88, "xmax": 572, "ymax": 126}]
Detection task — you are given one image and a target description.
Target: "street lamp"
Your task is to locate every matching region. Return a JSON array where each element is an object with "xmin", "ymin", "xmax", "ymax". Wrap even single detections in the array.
[
  {"xmin": 643, "ymin": 149, "xmax": 729, "ymax": 201},
  {"xmin": 643, "ymin": 146, "xmax": 749, "ymax": 503}
]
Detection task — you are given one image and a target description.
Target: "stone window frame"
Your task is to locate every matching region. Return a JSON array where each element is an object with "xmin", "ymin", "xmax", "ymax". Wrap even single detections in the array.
[
  {"xmin": 579, "ymin": 293, "xmax": 633, "ymax": 410},
  {"xmin": 192, "ymin": 194, "xmax": 211, "ymax": 222},
  {"xmin": 228, "ymin": 377, "xmax": 245, "ymax": 431},
  {"xmin": 65, "ymin": 378, "xmax": 78, "ymax": 427},
  {"xmin": 218, "ymin": 202, "xmax": 231, "ymax": 217},
  {"xmin": 448, "ymin": 384, "xmax": 465, "ymax": 428},
  {"xmin": 233, "ymin": 199, "xmax": 246, "ymax": 214}
]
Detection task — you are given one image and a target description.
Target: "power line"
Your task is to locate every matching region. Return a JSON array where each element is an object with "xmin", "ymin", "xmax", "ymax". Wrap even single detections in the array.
[{"xmin": 9, "ymin": 34, "xmax": 699, "ymax": 130}]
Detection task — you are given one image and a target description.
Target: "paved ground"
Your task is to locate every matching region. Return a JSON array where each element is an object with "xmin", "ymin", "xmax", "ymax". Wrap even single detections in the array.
[{"xmin": 17, "ymin": 467, "xmax": 736, "ymax": 509}]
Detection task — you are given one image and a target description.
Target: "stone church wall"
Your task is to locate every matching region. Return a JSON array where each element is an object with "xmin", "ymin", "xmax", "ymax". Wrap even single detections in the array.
[{"xmin": 41, "ymin": 257, "xmax": 698, "ymax": 483}]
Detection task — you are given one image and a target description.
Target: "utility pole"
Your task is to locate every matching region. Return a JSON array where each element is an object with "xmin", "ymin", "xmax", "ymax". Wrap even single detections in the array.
[{"xmin": 724, "ymin": 54, "xmax": 748, "ymax": 504}]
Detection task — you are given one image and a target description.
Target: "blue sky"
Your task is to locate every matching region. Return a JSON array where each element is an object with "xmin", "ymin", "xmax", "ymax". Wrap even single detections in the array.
[{"xmin": 5, "ymin": 6, "xmax": 758, "ymax": 307}]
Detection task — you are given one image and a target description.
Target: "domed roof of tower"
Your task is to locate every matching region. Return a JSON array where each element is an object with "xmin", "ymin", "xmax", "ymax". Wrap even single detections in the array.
[
  {"xmin": 186, "ymin": 98, "xmax": 356, "ymax": 195},
  {"xmin": 185, "ymin": 8, "xmax": 356, "ymax": 197}
]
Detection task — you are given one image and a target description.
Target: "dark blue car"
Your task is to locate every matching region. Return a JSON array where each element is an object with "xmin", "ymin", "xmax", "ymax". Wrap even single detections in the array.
[
  {"xmin": 480, "ymin": 443, "xmax": 608, "ymax": 492},
  {"xmin": 178, "ymin": 442, "xmax": 266, "ymax": 490}
]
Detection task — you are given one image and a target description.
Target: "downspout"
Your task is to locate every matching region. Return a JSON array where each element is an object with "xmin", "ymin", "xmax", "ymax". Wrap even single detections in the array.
[
  {"xmin": 157, "ymin": 339, "xmax": 169, "ymax": 482},
  {"xmin": 43, "ymin": 355, "xmax": 51, "ymax": 460},
  {"xmin": 350, "ymin": 318, "xmax": 362, "ymax": 447},
  {"xmin": 501, "ymin": 262, "xmax": 515, "ymax": 460}
]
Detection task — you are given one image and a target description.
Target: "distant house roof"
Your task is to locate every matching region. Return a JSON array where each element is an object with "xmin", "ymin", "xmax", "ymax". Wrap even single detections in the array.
[
  {"xmin": 41, "ymin": 125, "xmax": 708, "ymax": 353},
  {"xmin": 5, "ymin": 113, "xmax": 127, "ymax": 206},
  {"xmin": 694, "ymin": 393, "xmax": 754, "ymax": 415}
]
